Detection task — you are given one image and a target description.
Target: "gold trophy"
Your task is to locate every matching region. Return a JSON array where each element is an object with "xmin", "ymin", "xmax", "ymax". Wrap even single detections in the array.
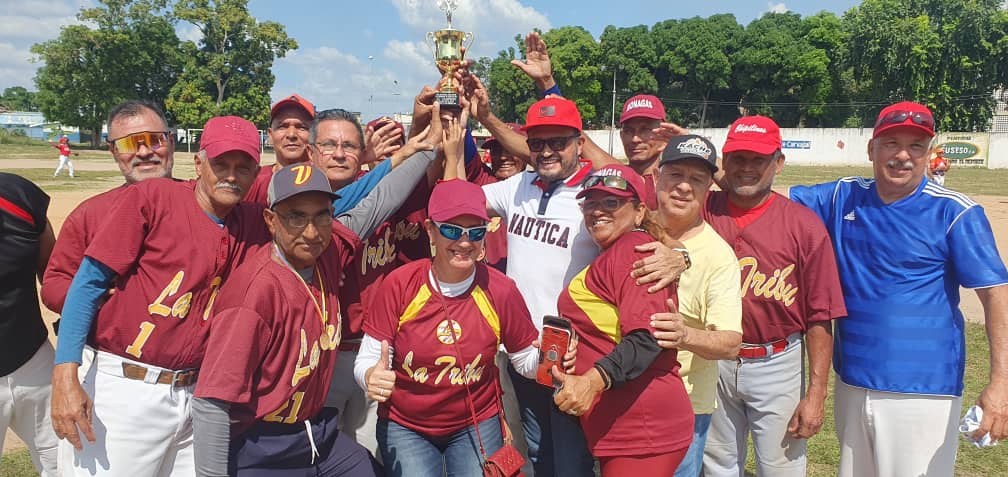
[{"xmin": 425, "ymin": 0, "xmax": 473, "ymax": 110}]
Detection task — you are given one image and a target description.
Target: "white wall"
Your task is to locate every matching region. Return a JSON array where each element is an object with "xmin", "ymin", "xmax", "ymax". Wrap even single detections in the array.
[{"xmin": 586, "ymin": 128, "xmax": 1008, "ymax": 169}]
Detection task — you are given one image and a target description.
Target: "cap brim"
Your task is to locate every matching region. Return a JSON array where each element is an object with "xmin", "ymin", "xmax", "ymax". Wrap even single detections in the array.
[
  {"xmin": 429, "ymin": 208, "xmax": 490, "ymax": 222},
  {"xmin": 203, "ymin": 142, "xmax": 261, "ymax": 165},
  {"xmin": 873, "ymin": 123, "xmax": 935, "ymax": 139},
  {"xmin": 659, "ymin": 154, "xmax": 718, "ymax": 173},
  {"xmin": 271, "ymin": 100, "xmax": 314, "ymax": 119},
  {"xmin": 722, "ymin": 140, "xmax": 779, "ymax": 155},
  {"xmin": 576, "ymin": 184, "xmax": 637, "ymax": 200}
]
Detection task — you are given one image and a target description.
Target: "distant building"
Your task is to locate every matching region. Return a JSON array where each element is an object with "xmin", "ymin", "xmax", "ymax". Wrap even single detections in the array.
[{"xmin": 0, "ymin": 111, "xmax": 83, "ymax": 142}]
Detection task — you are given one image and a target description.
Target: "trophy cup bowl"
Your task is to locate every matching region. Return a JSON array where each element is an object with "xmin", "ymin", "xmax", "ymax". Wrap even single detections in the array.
[{"xmin": 425, "ymin": 28, "xmax": 473, "ymax": 111}]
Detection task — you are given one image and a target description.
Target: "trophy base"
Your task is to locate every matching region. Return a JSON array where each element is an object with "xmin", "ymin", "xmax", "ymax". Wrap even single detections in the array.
[{"xmin": 435, "ymin": 91, "xmax": 462, "ymax": 111}]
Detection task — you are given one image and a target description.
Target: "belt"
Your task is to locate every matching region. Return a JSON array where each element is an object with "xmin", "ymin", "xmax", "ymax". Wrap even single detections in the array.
[
  {"xmin": 121, "ymin": 362, "xmax": 199, "ymax": 386},
  {"xmin": 338, "ymin": 342, "xmax": 361, "ymax": 352},
  {"xmin": 737, "ymin": 337, "xmax": 791, "ymax": 359}
]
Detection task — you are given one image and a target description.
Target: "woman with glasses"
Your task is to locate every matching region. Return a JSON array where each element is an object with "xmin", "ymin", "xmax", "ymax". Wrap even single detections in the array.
[
  {"xmin": 551, "ymin": 164, "xmax": 693, "ymax": 475},
  {"xmin": 354, "ymin": 179, "xmax": 541, "ymax": 477}
]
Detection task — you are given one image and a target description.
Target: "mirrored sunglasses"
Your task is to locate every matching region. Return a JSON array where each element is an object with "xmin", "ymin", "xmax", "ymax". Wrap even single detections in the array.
[
  {"xmin": 110, "ymin": 131, "xmax": 170, "ymax": 154},
  {"xmin": 433, "ymin": 221, "xmax": 488, "ymax": 241},
  {"xmin": 874, "ymin": 110, "xmax": 935, "ymax": 131},
  {"xmin": 583, "ymin": 174, "xmax": 630, "ymax": 191}
]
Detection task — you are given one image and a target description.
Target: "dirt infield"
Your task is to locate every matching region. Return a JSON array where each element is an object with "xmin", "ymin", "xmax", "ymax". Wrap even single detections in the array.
[{"xmin": 3, "ymin": 155, "xmax": 1006, "ymax": 454}]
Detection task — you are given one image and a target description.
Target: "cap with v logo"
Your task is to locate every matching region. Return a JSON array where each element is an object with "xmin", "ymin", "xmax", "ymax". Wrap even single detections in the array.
[{"xmin": 267, "ymin": 163, "xmax": 339, "ymax": 208}]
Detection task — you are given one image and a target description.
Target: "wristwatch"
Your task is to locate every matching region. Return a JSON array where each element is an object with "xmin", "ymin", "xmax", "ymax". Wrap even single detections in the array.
[{"xmin": 671, "ymin": 248, "xmax": 692, "ymax": 270}]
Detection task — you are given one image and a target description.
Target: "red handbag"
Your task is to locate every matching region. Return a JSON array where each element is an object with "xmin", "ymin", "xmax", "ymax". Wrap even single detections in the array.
[{"xmin": 432, "ymin": 270, "xmax": 526, "ymax": 477}]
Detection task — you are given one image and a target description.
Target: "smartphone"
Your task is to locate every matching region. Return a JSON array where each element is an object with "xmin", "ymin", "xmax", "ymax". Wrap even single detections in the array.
[{"xmin": 537, "ymin": 315, "xmax": 573, "ymax": 387}]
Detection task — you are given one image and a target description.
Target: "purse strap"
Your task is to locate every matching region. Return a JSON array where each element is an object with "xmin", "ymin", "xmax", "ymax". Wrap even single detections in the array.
[{"xmin": 430, "ymin": 266, "xmax": 492, "ymax": 460}]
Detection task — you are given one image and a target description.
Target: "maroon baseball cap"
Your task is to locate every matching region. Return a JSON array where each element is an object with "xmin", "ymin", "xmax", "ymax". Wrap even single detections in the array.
[
  {"xmin": 200, "ymin": 116, "xmax": 261, "ymax": 164},
  {"xmin": 873, "ymin": 101, "xmax": 935, "ymax": 139},
  {"xmin": 271, "ymin": 94, "xmax": 315, "ymax": 119},
  {"xmin": 366, "ymin": 117, "xmax": 405, "ymax": 138},
  {"xmin": 483, "ymin": 123, "xmax": 526, "ymax": 148},
  {"xmin": 620, "ymin": 94, "xmax": 666, "ymax": 124},
  {"xmin": 723, "ymin": 116, "xmax": 782, "ymax": 155},
  {"xmin": 428, "ymin": 179, "xmax": 489, "ymax": 222},
  {"xmin": 523, "ymin": 97, "xmax": 582, "ymax": 132},
  {"xmin": 576, "ymin": 164, "xmax": 646, "ymax": 202}
]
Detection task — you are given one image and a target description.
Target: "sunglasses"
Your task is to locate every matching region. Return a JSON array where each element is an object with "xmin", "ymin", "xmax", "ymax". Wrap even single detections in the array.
[
  {"xmin": 583, "ymin": 174, "xmax": 632, "ymax": 192},
  {"xmin": 432, "ymin": 221, "xmax": 488, "ymax": 242},
  {"xmin": 526, "ymin": 134, "xmax": 579, "ymax": 153},
  {"xmin": 874, "ymin": 110, "xmax": 935, "ymax": 131},
  {"xmin": 109, "ymin": 131, "xmax": 171, "ymax": 154},
  {"xmin": 579, "ymin": 197, "xmax": 631, "ymax": 212}
]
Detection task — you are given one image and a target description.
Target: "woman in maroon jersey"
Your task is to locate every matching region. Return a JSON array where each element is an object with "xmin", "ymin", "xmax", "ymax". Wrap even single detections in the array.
[
  {"xmin": 552, "ymin": 164, "xmax": 693, "ymax": 475},
  {"xmin": 354, "ymin": 179, "xmax": 540, "ymax": 477}
]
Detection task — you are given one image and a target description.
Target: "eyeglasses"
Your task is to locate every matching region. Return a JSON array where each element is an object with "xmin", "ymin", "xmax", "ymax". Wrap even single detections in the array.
[
  {"xmin": 277, "ymin": 212, "xmax": 333, "ymax": 230},
  {"xmin": 583, "ymin": 174, "xmax": 632, "ymax": 192},
  {"xmin": 874, "ymin": 110, "xmax": 935, "ymax": 131},
  {"xmin": 314, "ymin": 141, "xmax": 361, "ymax": 156},
  {"xmin": 432, "ymin": 221, "xmax": 488, "ymax": 241},
  {"xmin": 579, "ymin": 197, "xmax": 630, "ymax": 212},
  {"xmin": 526, "ymin": 135, "xmax": 579, "ymax": 153},
  {"xmin": 109, "ymin": 131, "xmax": 170, "ymax": 154}
]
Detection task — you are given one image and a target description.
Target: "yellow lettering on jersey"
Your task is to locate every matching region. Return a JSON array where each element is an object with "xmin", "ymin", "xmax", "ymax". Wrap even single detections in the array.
[
  {"xmin": 319, "ymin": 323, "xmax": 338, "ymax": 351},
  {"xmin": 201, "ymin": 276, "xmax": 223, "ymax": 321},
  {"xmin": 393, "ymin": 220, "xmax": 421, "ymax": 241},
  {"xmin": 125, "ymin": 321, "xmax": 156, "ymax": 359},
  {"xmin": 171, "ymin": 292, "xmax": 192, "ymax": 318},
  {"xmin": 362, "ymin": 228, "xmax": 397, "ymax": 276},
  {"xmin": 291, "ymin": 329, "xmax": 320, "ymax": 387},
  {"xmin": 263, "ymin": 391, "xmax": 306, "ymax": 424},
  {"xmin": 149, "ymin": 270, "xmax": 184, "ymax": 317},
  {"xmin": 738, "ymin": 257, "xmax": 798, "ymax": 307},
  {"xmin": 432, "ymin": 354, "xmax": 485, "ymax": 386},
  {"xmin": 401, "ymin": 351, "xmax": 429, "ymax": 383}
]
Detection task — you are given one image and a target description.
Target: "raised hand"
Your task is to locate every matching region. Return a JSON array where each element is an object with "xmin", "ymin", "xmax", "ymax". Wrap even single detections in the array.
[{"xmin": 510, "ymin": 31, "xmax": 556, "ymax": 92}]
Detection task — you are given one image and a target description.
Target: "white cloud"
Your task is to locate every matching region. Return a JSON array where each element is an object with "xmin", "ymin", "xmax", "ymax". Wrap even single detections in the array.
[
  {"xmin": 0, "ymin": 42, "xmax": 39, "ymax": 90},
  {"xmin": 0, "ymin": 0, "xmax": 91, "ymax": 89},
  {"xmin": 766, "ymin": 2, "xmax": 789, "ymax": 14},
  {"xmin": 175, "ymin": 23, "xmax": 202, "ymax": 44}
]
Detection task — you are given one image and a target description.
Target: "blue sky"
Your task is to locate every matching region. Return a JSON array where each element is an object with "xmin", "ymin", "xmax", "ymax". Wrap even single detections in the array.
[{"xmin": 1, "ymin": 1, "xmax": 863, "ymax": 121}]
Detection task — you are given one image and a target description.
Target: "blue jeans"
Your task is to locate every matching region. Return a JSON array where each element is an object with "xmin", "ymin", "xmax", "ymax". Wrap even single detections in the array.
[
  {"xmin": 508, "ymin": 364, "xmax": 594, "ymax": 477},
  {"xmin": 376, "ymin": 417, "xmax": 502, "ymax": 477},
  {"xmin": 674, "ymin": 413, "xmax": 712, "ymax": 477}
]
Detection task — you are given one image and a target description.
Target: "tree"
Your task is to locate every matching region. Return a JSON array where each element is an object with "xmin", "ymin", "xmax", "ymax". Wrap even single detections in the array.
[
  {"xmin": 540, "ymin": 27, "xmax": 604, "ymax": 125},
  {"xmin": 32, "ymin": 0, "xmax": 183, "ymax": 145},
  {"xmin": 168, "ymin": 0, "xmax": 297, "ymax": 127},
  {"xmin": 0, "ymin": 87, "xmax": 39, "ymax": 111},
  {"xmin": 842, "ymin": 0, "xmax": 1003, "ymax": 130}
]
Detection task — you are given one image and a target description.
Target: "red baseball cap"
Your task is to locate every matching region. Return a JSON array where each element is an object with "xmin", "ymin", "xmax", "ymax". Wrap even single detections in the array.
[
  {"xmin": 428, "ymin": 179, "xmax": 489, "ymax": 222},
  {"xmin": 271, "ymin": 94, "xmax": 315, "ymax": 119},
  {"xmin": 873, "ymin": 101, "xmax": 935, "ymax": 139},
  {"xmin": 620, "ymin": 94, "xmax": 666, "ymax": 124},
  {"xmin": 483, "ymin": 123, "xmax": 526, "ymax": 148},
  {"xmin": 723, "ymin": 116, "xmax": 782, "ymax": 155},
  {"xmin": 576, "ymin": 164, "xmax": 646, "ymax": 202},
  {"xmin": 523, "ymin": 97, "xmax": 582, "ymax": 132},
  {"xmin": 366, "ymin": 117, "xmax": 405, "ymax": 139},
  {"xmin": 200, "ymin": 116, "xmax": 261, "ymax": 164}
]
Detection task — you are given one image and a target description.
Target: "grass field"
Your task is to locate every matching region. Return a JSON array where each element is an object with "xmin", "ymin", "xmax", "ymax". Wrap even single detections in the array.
[{"xmin": 2, "ymin": 143, "xmax": 1007, "ymax": 475}]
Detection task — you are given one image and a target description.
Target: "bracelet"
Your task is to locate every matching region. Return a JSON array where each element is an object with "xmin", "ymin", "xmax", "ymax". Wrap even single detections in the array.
[
  {"xmin": 671, "ymin": 248, "xmax": 692, "ymax": 270},
  {"xmin": 593, "ymin": 363, "xmax": 612, "ymax": 390}
]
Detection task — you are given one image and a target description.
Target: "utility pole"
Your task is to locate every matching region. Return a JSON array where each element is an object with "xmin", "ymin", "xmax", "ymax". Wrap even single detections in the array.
[{"xmin": 608, "ymin": 68, "xmax": 617, "ymax": 155}]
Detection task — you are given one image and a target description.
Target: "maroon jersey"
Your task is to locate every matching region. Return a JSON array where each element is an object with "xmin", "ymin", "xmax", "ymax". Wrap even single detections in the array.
[
  {"xmin": 704, "ymin": 191, "xmax": 846, "ymax": 343},
  {"xmin": 84, "ymin": 178, "xmax": 270, "ymax": 369},
  {"xmin": 196, "ymin": 223, "xmax": 359, "ymax": 436},
  {"xmin": 640, "ymin": 172, "xmax": 658, "ymax": 210},
  {"xmin": 557, "ymin": 231, "xmax": 692, "ymax": 456},
  {"xmin": 340, "ymin": 179, "xmax": 432, "ymax": 340},
  {"xmin": 466, "ymin": 159, "xmax": 507, "ymax": 272},
  {"xmin": 41, "ymin": 185, "xmax": 126, "ymax": 313},
  {"xmin": 362, "ymin": 259, "xmax": 537, "ymax": 437},
  {"xmin": 242, "ymin": 165, "xmax": 274, "ymax": 205}
]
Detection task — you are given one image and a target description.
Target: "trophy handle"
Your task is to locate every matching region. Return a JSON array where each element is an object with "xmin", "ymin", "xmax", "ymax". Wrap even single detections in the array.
[
  {"xmin": 462, "ymin": 32, "xmax": 474, "ymax": 54},
  {"xmin": 425, "ymin": 31, "xmax": 437, "ymax": 60}
]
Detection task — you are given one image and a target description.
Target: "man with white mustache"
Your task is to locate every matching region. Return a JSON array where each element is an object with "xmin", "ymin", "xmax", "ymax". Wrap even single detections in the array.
[
  {"xmin": 791, "ymin": 101, "xmax": 1008, "ymax": 477},
  {"xmin": 50, "ymin": 116, "xmax": 270, "ymax": 477}
]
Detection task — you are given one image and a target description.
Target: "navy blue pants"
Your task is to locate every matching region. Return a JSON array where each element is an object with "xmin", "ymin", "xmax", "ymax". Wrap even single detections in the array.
[{"xmin": 230, "ymin": 408, "xmax": 381, "ymax": 476}]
